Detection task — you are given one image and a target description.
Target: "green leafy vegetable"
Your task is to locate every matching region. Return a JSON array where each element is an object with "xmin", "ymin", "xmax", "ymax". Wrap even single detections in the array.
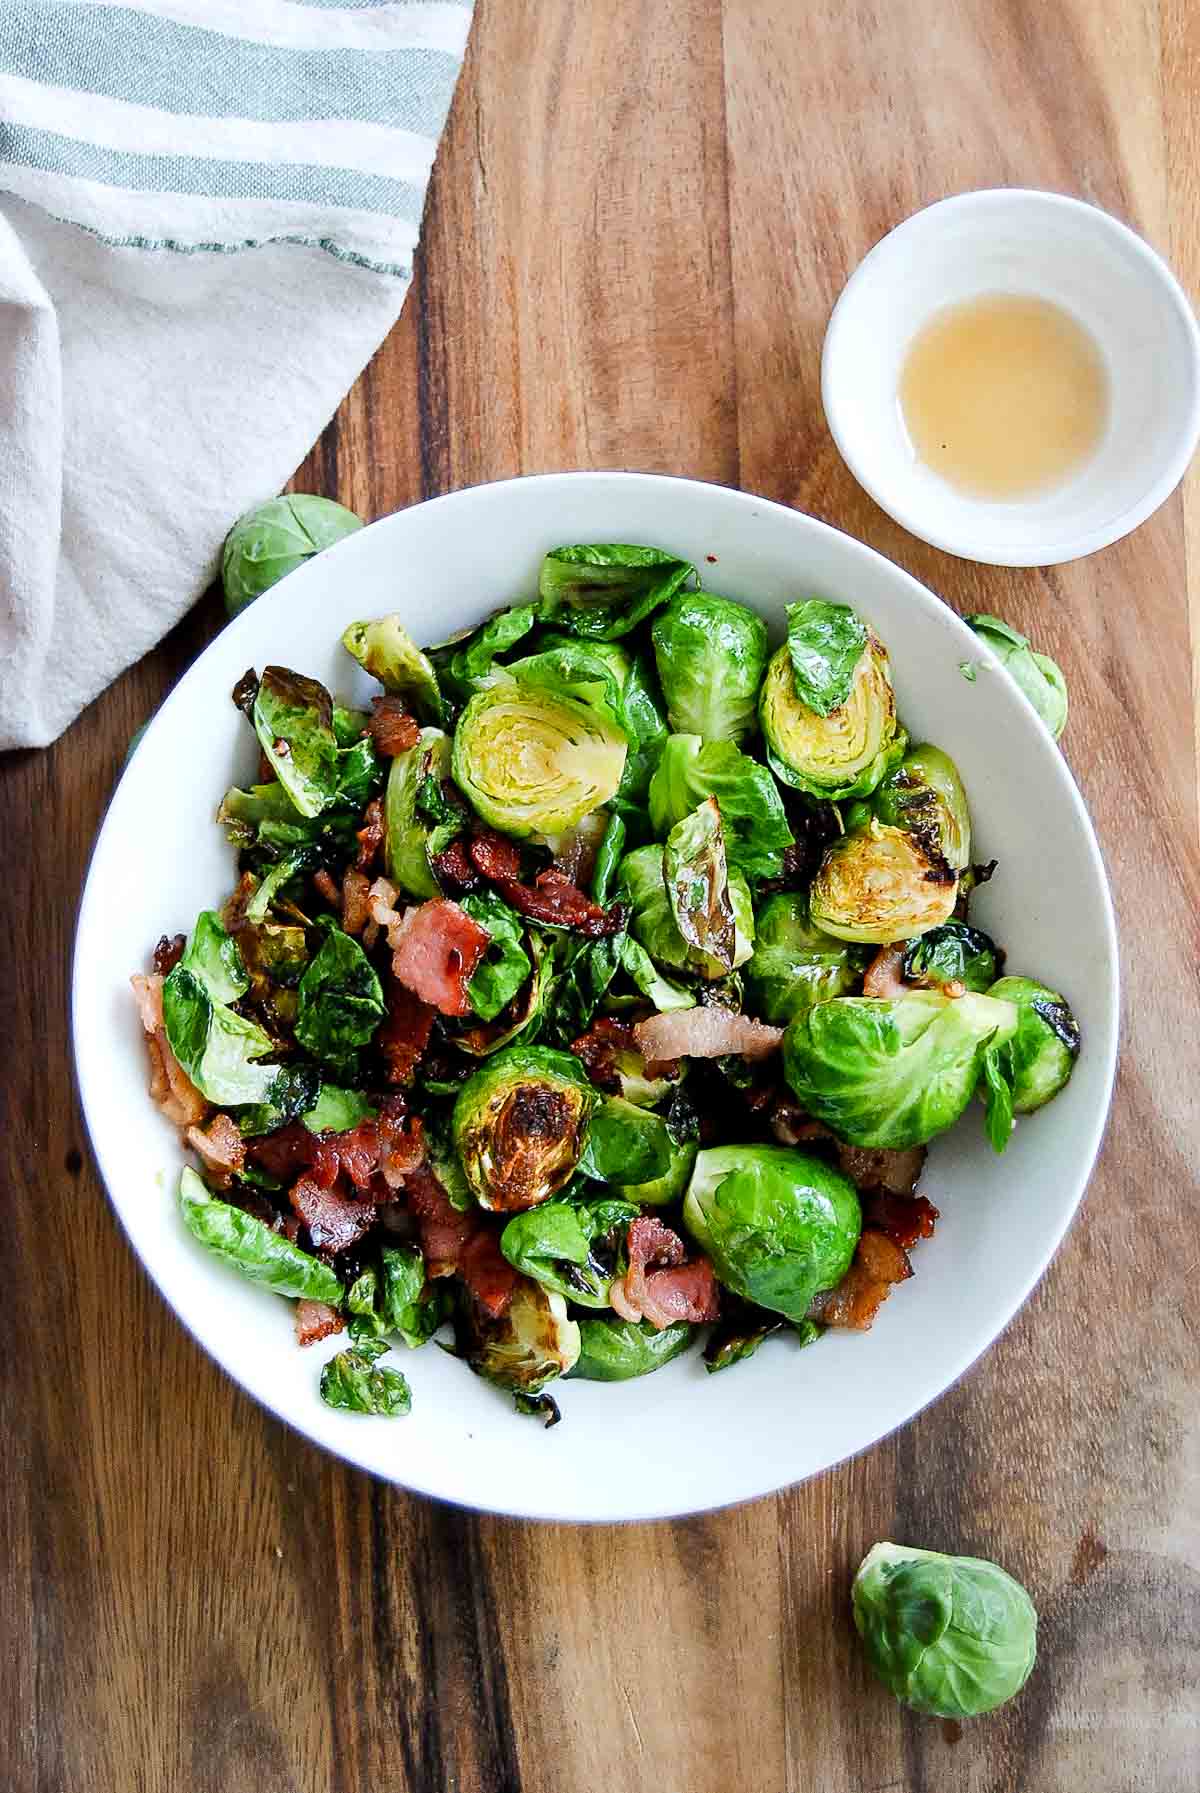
[
  {"xmin": 785, "ymin": 598, "xmax": 868, "ymax": 716},
  {"xmin": 620, "ymin": 844, "xmax": 753, "ymax": 982},
  {"xmin": 591, "ymin": 811, "xmax": 627, "ymax": 904},
  {"xmin": 341, "ymin": 614, "xmax": 445, "ymax": 724},
  {"xmin": 222, "ymin": 495, "xmax": 362, "ymax": 618},
  {"xmin": 243, "ymin": 848, "xmax": 313, "ymax": 924},
  {"xmin": 162, "ymin": 965, "xmax": 277, "ymax": 1105},
  {"xmin": 384, "ymin": 726, "xmax": 454, "ymax": 899},
  {"xmin": 437, "ymin": 603, "xmax": 539, "ymax": 699},
  {"xmin": 651, "ymin": 589, "xmax": 770, "ymax": 744},
  {"xmin": 319, "ymin": 1346, "xmax": 413, "ymax": 1417},
  {"xmin": 252, "ymin": 665, "xmax": 341, "ymax": 819},
  {"xmin": 649, "ymin": 735, "xmax": 794, "ymax": 880},
  {"xmin": 178, "ymin": 1167, "xmax": 342, "ymax": 1302},
  {"xmin": 537, "ymin": 543, "xmax": 693, "ymax": 641},
  {"xmin": 612, "ymin": 650, "xmax": 669, "ymax": 813},
  {"xmin": 302, "ymin": 1085, "xmax": 376, "ymax": 1133},
  {"xmin": 179, "ymin": 910, "xmax": 250, "ymax": 1005},
  {"xmin": 512, "ymin": 1390, "xmax": 562, "ymax": 1426},
  {"xmin": 760, "ymin": 627, "xmax": 905, "ymax": 801},
  {"xmin": 238, "ymin": 1064, "xmax": 323, "ymax": 1137},
  {"xmin": 460, "ymin": 890, "xmax": 531, "ymax": 1021},
  {"xmin": 964, "ymin": 615, "xmax": 1068, "ymax": 739},
  {"xmin": 612, "ymin": 1137, "xmax": 698, "ymax": 1207},
  {"xmin": 903, "ymin": 922, "xmax": 999, "ymax": 994},
  {"xmin": 568, "ymin": 1315, "xmax": 695, "ymax": 1381},
  {"xmin": 578, "ymin": 1095, "xmax": 673, "ymax": 1186},
  {"xmin": 986, "ymin": 975, "xmax": 1080, "ymax": 1111},
  {"xmin": 500, "ymin": 1196, "xmax": 639, "ymax": 1308},
  {"xmin": 745, "ymin": 891, "xmax": 863, "ymax": 1024},
  {"xmin": 294, "ymin": 923, "xmax": 385, "ymax": 1069},
  {"xmin": 663, "ymin": 797, "xmax": 736, "ymax": 971}
]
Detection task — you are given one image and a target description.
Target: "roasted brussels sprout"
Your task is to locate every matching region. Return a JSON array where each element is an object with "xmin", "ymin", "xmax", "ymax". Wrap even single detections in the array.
[
  {"xmin": 683, "ymin": 1145, "xmax": 861, "ymax": 1322},
  {"xmin": 872, "ymin": 744, "xmax": 971, "ymax": 873},
  {"xmin": 452, "ymin": 1046, "xmax": 595, "ymax": 1210},
  {"xmin": 341, "ymin": 614, "xmax": 445, "ymax": 724},
  {"xmin": 903, "ymin": 921, "xmax": 999, "ymax": 993},
  {"xmin": 252, "ymin": 665, "xmax": 341, "ymax": 819},
  {"xmin": 613, "ymin": 1139, "xmax": 699, "ymax": 1207},
  {"xmin": 222, "ymin": 495, "xmax": 362, "ymax": 618},
  {"xmin": 568, "ymin": 1315, "xmax": 695, "ymax": 1381},
  {"xmin": 759, "ymin": 623, "xmax": 904, "ymax": 801},
  {"xmin": 382, "ymin": 726, "xmax": 453, "ymax": 899},
  {"xmin": 964, "ymin": 614, "xmax": 1068, "ymax": 739},
  {"xmin": 782, "ymin": 598, "xmax": 869, "ymax": 715},
  {"xmin": 578, "ymin": 1095, "xmax": 674, "ymax": 1186},
  {"xmin": 810, "ymin": 823, "xmax": 958, "ymax": 944},
  {"xmin": 451, "ymin": 671, "xmax": 628, "ymax": 841},
  {"xmin": 620, "ymin": 844, "xmax": 754, "ymax": 981},
  {"xmin": 782, "ymin": 990, "xmax": 1019, "ymax": 1149},
  {"xmin": 651, "ymin": 590, "xmax": 770, "ymax": 743},
  {"xmin": 461, "ymin": 1279, "xmax": 581, "ymax": 1392},
  {"xmin": 500, "ymin": 1196, "xmax": 639, "ymax": 1308},
  {"xmin": 745, "ymin": 891, "xmax": 863, "ymax": 1024},
  {"xmin": 986, "ymin": 975, "xmax": 1079, "ymax": 1111},
  {"xmin": 648, "ymin": 734, "xmax": 793, "ymax": 880},
  {"xmin": 663, "ymin": 798, "xmax": 738, "ymax": 972},
  {"xmin": 852, "ymin": 1542, "xmax": 1038, "ymax": 1718},
  {"xmin": 537, "ymin": 542, "xmax": 693, "ymax": 641}
]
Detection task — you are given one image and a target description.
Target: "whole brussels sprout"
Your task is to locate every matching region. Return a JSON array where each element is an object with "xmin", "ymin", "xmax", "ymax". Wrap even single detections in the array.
[
  {"xmin": 852, "ymin": 1541, "xmax": 1037, "ymax": 1718},
  {"xmin": 903, "ymin": 921, "xmax": 999, "ymax": 993},
  {"xmin": 873, "ymin": 743, "xmax": 971, "ymax": 873},
  {"xmin": 783, "ymin": 990, "xmax": 1019, "ymax": 1149},
  {"xmin": 651, "ymin": 590, "xmax": 770, "ymax": 744},
  {"xmin": 342, "ymin": 614, "xmax": 445, "ymax": 725},
  {"xmin": 222, "ymin": 494, "xmax": 363, "ymax": 618},
  {"xmin": 500, "ymin": 1196, "xmax": 639, "ymax": 1308},
  {"xmin": 986, "ymin": 975, "xmax": 1079, "ymax": 1111},
  {"xmin": 568, "ymin": 1315, "xmax": 695, "ymax": 1381},
  {"xmin": 383, "ymin": 726, "xmax": 452, "ymax": 899},
  {"xmin": 460, "ymin": 1278, "xmax": 580, "ymax": 1392},
  {"xmin": 682, "ymin": 1145, "xmax": 861, "ymax": 1322},
  {"xmin": 964, "ymin": 614, "xmax": 1068, "ymax": 739},
  {"xmin": 451, "ymin": 675, "xmax": 628, "ymax": 841},
  {"xmin": 759, "ymin": 626, "xmax": 905, "ymax": 801},
  {"xmin": 745, "ymin": 891, "xmax": 864, "ymax": 1024},
  {"xmin": 810, "ymin": 823, "xmax": 958, "ymax": 944},
  {"xmin": 452, "ymin": 1046, "xmax": 595, "ymax": 1211},
  {"xmin": 619, "ymin": 844, "xmax": 754, "ymax": 981}
]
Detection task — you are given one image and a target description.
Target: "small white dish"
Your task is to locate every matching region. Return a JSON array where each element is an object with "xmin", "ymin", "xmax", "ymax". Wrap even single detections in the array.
[
  {"xmin": 73, "ymin": 472, "xmax": 1118, "ymax": 1521},
  {"xmin": 822, "ymin": 189, "xmax": 1200, "ymax": 566}
]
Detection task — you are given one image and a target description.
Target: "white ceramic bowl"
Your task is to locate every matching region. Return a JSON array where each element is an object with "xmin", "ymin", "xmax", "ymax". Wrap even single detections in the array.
[
  {"xmin": 73, "ymin": 472, "xmax": 1118, "ymax": 1521},
  {"xmin": 822, "ymin": 189, "xmax": 1200, "ymax": 566}
]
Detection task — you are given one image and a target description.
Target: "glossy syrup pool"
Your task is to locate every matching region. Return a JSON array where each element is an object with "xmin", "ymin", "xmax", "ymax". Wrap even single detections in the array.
[{"xmin": 899, "ymin": 292, "xmax": 1110, "ymax": 500}]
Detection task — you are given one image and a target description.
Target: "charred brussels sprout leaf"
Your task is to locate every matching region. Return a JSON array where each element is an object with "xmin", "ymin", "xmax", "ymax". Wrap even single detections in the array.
[
  {"xmin": 461, "ymin": 1280, "xmax": 580, "ymax": 1392},
  {"xmin": 568, "ymin": 1315, "xmax": 695, "ymax": 1381},
  {"xmin": 253, "ymin": 666, "xmax": 341, "ymax": 818},
  {"xmin": 500, "ymin": 1196, "xmax": 639, "ymax": 1308},
  {"xmin": 222, "ymin": 495, "xmax": 362, "ymax": 618},
  {"xmin": 683, "ymin": 1146, "xmax": 861, "ymax": 1322},
  {"xmin": 745, "ymin": 890, "xmax": 863, "ymax": 1024},
  {"xmin": 459, "ymin": 890, "xmax": 532, "ymax": 1022},
  {"xmin": 578, "ymin": 1095, "xmax": 674, "ymax": 1186},
  {"xmin": 162, "ymin": 965, "xmax": 277, "ymax": 1105},
  {"xmin": 703, "ymin": 1306, "xmax": 785, "ymax": 1372},
  {"xmin": 620, "ymin": 844, "xmax": 753, "ymax": 982},
  {"xmin": 873, "ymin": 744, "xmax": 972, "ymax": 873},
  {"xmin": 986, "ymin": 976, "xmax": 1080, "ymax": 1111},
  {"xmin": 810, "ymin": 823, "xmax": 958, "ymax": 945},
  {"xmin": 539, "ymin": 932, "xmax": 625, "ymax": 1045},
  {"xmin": 782, "ymin": 990, "xmax": 1019, "ymax": 1149},
  {"xmin": 243, "ymin": 847, "xmax": 313, "ymax": 925},
  {"xmin": 341, "ymin": 614, "xmax": 445, "ymax": 725},
  {"xmin": 651, "ymin": 590, "xmax": 770, "ymax": 744},
  {"xmin": 537, "ymin": 542, "xmax": 693, "ymax": 641},
  {"xmin": 350, "ymin": 1245, "xmax": 452, "ymax": 1348},
  {"xmin": 452, "ymin": 1046, "xmax": 595, "ymax": 1210},
  {"xmin": 903, "ymin": 921, "xmax": 999, "ymax": 993},
  {"xmin": 649, "ymin": 735, "xmax": 794, "ymax": 880},
  {"xmin": 964, "ymin": 614, "xmax": 1068, "ymax": 740},
  {"xmin": 178, "ymin": 1168, "xmax": 342, "ymax": 1302},
  {"xmin": 452, "ymin": 674, "xmax": 628, "ymax": 841},
  {"xmin": 760, "ymin": 626, "xmax": 904, "ymax": 801},
  {"xmin": 294, "ymin": 923, "xmax": 385, "ymax": 1069},
  {"xmin": 385, "ymin": 726, "xmax": 453, "ymax": 899},
  {"xmin": 301, "ymin": 1085, "xmax": 375, "ymax": 1133},
  {"xmin": 179, "ymin": 910, "xmax": 250, "ymax": 1004},
  {"xmin": 663, "ymin": 798, "xmax": 736, "ymax": 973},
  {"xmin": 785, "ymin": 598, "xmax": 868, "ymax": 716},
  {"xmin": 512, "ymin": 1390, "xmax": 562, "ymax": 1426},
  {"xmin": 319, "ymin": 1346, "xmax": 412, "ymax": 1417},
  {"xmin": 852, "ymin": 1542, "xmax": 1038, "ymax": 1718}
]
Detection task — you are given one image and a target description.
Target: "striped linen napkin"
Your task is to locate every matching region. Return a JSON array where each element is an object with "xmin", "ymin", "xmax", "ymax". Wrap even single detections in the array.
[{"xmin": 0, "ymin": 0, "xmax": 473, "ymax": 750}]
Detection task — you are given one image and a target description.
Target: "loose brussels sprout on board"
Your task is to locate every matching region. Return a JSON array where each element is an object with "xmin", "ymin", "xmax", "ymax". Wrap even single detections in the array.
[
  {"xmin": 142, "ymin": 533, "xmax": 1082, "ymax": 1434},
  {"xmin": 964, "ymin": 614, "xmax": 1068, "ymax": 739},
  {"xmin": 852, "ymin": 1542, "xmax": 1038, "ymax": 1718},
  {"xmin": 222, "ymin": 494, "xmax": 362, "ymax": 618}
]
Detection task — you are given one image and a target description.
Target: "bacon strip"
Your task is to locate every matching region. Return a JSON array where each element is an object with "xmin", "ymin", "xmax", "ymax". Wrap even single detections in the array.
[
  {"xmin": 429, "ymin": 836, "xmax": 479, "ymax": 893},
  {"xmin": 389, "ymin": 899, "xmax": 490, "ymax": 1017},
  {"xmin": 377, "ymin": 977, "xmax": 436, "ymax": 1086},
  {"xmin": 863, "ymin": 1192, "xmax": 939, "ymax": 1252},
  {"xmin": 633, "ymin": 1008, "xmax": 783, "ymax": 1065},
  {"xmin": 808, "ymin": 1229, "xmax": 912, "ymax": 1330},
  {"xmin": 355, "ymin": 797, "xmax": 385, "ymax": 872},
  {"xmin": 495, "ymin": 868, "xmax": 624, "ymax": 939},
  {"xmin": 289, "ymin": 1175, "xmax": 377, "ymax": 1257},
  {"xmin": 153, "ymin": 933, "xmax": 186, "ymax": 975},
  {"xmin": 404, "ymin": 1164, "xmax": 517, "ymax": 1317},
  {"xmin": 611, "ymin": 1216, "xmax": 720, "ymax": 1331},
  {"xmin": 835, "ymin": 1143, "xmax": 927, "ymax": 1197},
  {"xmin": 468, "ymin": 830, "xmax": 522, "ymax": 882},
  {"xmin": 341, "ymin": 867, "xmax": 371, "ymax": 936},
  {"xmin": 366, "ymin": 695, "xmax": 421, "ymax": 757},
  {"xmin": 294, "ymin": 1300, "xmax": 345, "ymax": 1347},
  {"xmin": 184, "ymin": 1113, "xmax": 245, "ymax": 1188}
]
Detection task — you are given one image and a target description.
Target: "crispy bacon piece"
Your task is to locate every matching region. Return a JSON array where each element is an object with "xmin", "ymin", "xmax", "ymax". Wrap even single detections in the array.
[
  {"xmin": 403, "ymin": 1164, "xmax": 517, "ymax": 1316},
  {"xmin": 355, "ymin": 797, "xmax": 385, "ymax": 873},
  {"xmin": 221, "ymin": 870, "xmax": 259, "ymax": 934},
  {"xmin": 366, "ymin": 695, "xmax": 421, "ymax": 757},
  {"xmin": 377, "ymin": 977, "xmax": 436, "ymax": 1086},
  {"xmin": 130, "ymin": 973, "xmax": 207, "ymax": 1129},
  {"xmin": 184, "ymin": 1113, "xmax": 245, "ymax": 1188},
  {"xmin": 808, "ymin": 1229, "xmax": 912, "ymax": 1330},
  {"xmin": 390, "ymin": 898, "xmax": 490, "ymax": 1017},
  {"xmin": 312, "ymin": 868, "xmax": 340, "ymax": 909},
  {"xmin": 294, "ymin": 1300, "xmax": 345, "ymax": 1347},
  {"xmin": 639, "ymin": 1259, "xmax": 721, "ymax": 1329},
  {"xmin": 429, "ymin": 836, "xmax": 479, "ymax": 893},
  {"xmin": 863, "ymin": 945, "xmax": 909, "ymax": 999},
  {"xmin": 342, "ymin": 867, "xmax": 371, "ymax": 936},
  {"xmin": 835, "ymin": 1143, "xmax": 927, "ymax": 1197},
  {"xmin": 468, "ymin": 829, "xmax": 522, "ymax": 882},
  {"xmin": 863, "ymin": 1192, "xmax": 940, "ymax": 1252},
  {"xmin": 498, "ymin": 869, "xmax": 624, "ymax": 939},
  {"xmin": 570, "ymin": 1017, "xmax": 639, "ymax": 1093},
  {"xmin": 633, "ymin": 1008, "xmax": 783, "ymax": 1066},
  {"xmin": 153, "ymin": 933, "xmax": 186, "ymax": 976},
  {"xmin": 611, "ymin": 1217, "xmax": 721, "ymax": 1331},
  {"xmin": 245, "ymin": 1122, "xmax": 317, "ymax": 1181},
  {"xmin": 459, "ymin": 1229, "xmax": 521, "ymax": 1318},
  {"xmin": 306, "ymin": 1102, "xmax": 426, "ymax": 1194},
  {"xmin": 289, "ymin": 1175, "xmax": 377, "ymax": 1257}
]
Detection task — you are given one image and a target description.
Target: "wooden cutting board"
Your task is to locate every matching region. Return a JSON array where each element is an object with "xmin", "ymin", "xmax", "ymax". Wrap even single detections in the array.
[{"xmin": 4, "ymin": 3, "xmax": 1197, "ymax": 1789}]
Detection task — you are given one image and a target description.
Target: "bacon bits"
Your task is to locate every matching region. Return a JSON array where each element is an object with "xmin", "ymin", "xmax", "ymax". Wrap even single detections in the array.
[
  {"xmin": 365, "ymin": 695, "xmax": 421, "ymax": 757},
  {"xmin": 389, "ymin": 899, "xmax": 490, "ymax": 1017}
]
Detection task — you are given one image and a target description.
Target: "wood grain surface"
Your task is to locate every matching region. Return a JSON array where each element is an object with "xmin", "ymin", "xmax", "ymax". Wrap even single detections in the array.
[{"xmin": 3, "ymin": 3, "xmax": 1198, "ymax": 1789}]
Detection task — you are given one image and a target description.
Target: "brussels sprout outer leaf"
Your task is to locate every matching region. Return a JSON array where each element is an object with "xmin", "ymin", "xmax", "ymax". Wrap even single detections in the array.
[
  {"xmin": 458, "ymin": 891, "xmax": 532, "ymax": 1022},
  {"xmin": 980, "ymin": 1047, "xmax": 1016, "ymax": 1153},
  {"xmin": 618, "ymin": 936, "xmax": 696, "ymax": 1011},
  {"xmin": 293, "ymin": 924, "xmax": 385, "ymax": 1070},
  {"xmin": 745, "ymin": 890, "xmax": 862, "ymax": 1025},
  {"xmin": 568, "ymin": 1315, "xmax": 695, "ymax": 1381},
  {"xmin": 380, "ymin": 1245, "xmax": 451, "ymax": 1347},
  {"xmin": 537, "ymin": 543, "xmax": 693, "ymax": 640},
  {"xmin": 319, "ymin": 1347, "xmax": 412, "ymax": 1416},
  {"xmin": 253, "ymin": 666, "xmax": 341, "ymax": 819},
  {"xmin": 384, "ymin": 727, "xmax": 452, "ymax": 899},
  {"xmin": 612, "ymin": 1139, "xmax": 698, "ymax": 1207},
  {"xmin": 179, "ymin": 1168, "xmax": 342, "ymax": 1302},
  {"xmin": 341, "ymin": 615, "xmax": 446, "ymax": 725},
  {"xmin": 648, "ymin": 735, "xmax": 794, "ymax": 880},
  {"xmin": 663, "ymin": 798, "xmax": 736, "ymax": 971},
  {"xmin": 448, "ymin": 604, "xmax": 538, "ymax": 693},
  {"xmin": 180, "ymin": 910, "xmax": 250, "ymax": 1004},
  {"xmin": 614, "ymin": 651, "xmax": 669, "ymax": 805},
  {"xmin": 650, "ymin": 590, "xmax": 770, "ymax": 743},
  {"xmin": 500, "ymin": 1197, "xmax": 639, "ymax": 1308},
  {"xmin": 591, "ymin": 812, "xmax": 627, "ymax": 904},
  {"xmin": 986, "ymin": 976, "xmax": 1080, "ymax": 1111},
  {"xmin": 506, "ymin": 642, "xmax": 630, "ymax": 737},
  {"xmin": 963, "ymin": 614, "xmax": 1068, "ymax": 739},
  {"xmin": 243, "ymin": 848, "xmax": 313, "ymax": 923},
  {"xmin": 578, "ymin": 1095, "xmax": 673, "ymax": 1186},
  {"xmin": 785, "ymin": 599, "xmax": 868, "ymax": 716},
  {"xmin": 620, "ymin": 844, "xmax": 753, "ymax": 982},
  {"xmin": 222, "ymin": 495, "xmax": 362, "ymax": 617},
  {"xmin": 161, "ymin": 966, "xmax": 277, "ymax": 1105},
  {"xmin": 239, "ymin": 1063, "xmax": 323, "ymax": 1137},
  {"xmin": 873, "ymin": 743, "xmax": 972, "ymax": 874},
  {"xmin": 852, "ymin": 1542, "xmax": 1038, "ymax": 1719},
  {"xmin": 302, "ymin": 1085, "xmax": 376, "ymax": 1133},
  {"xmin": 903, "ymin": 922, "xmax": 999, "ymax": 993}
]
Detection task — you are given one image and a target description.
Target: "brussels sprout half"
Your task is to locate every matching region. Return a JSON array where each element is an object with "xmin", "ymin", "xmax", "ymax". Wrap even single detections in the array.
[
  {"xmin": 683, "ymin": 1145, "xmax": 861, "ymax": 1322},
  {"xmin": 810, "ymin": 823, "xmax": 958, "ymax": 945},
  {"xmin": 620, "ymin": 844, "xmax": 754, "ymax": 982},
  {"xmin": 759, "ymin": 629, "xmax": 905, "ymax": 801},
  {"xmin": 452, "ymin": 678, "xmax": 628, "ymax": 842},
  {"xmin": 650, "ymin": 590, "xmax": 770, "ymax": 744},
  {"xmin": 852, "ymin": 1541, "xmax": 1038, "ymax": 1719},
  {"xmin": 452, "ymin": 1046, "xmax": 595, "ymax": 1211},
  {"xmin": 873, "ymin": 743, "xmax": 972, "ymax": 873},
  {"xmin": 568, "ymin": 1315, "xmax": 695, "ymax": 1381},
  {"xmin": 782, "ymin": 990, "xmax": 1019, "ymax": 1149},
  {"xmin": 384, "ymin": 726, "xmax": 453, "ymax": 899},
  {"xmin": 986, "ymin": 975, "xmax": 1079, "ymax": 1111},
  {"xmin": 745, "ymin": 891, "xmax": 864, "ymax": 1025},
  {"xmin": 222, "ymin": 495, "xmax": 362, "ymax": 618},
  {"xmin": 461, "ymin": 1279, "xmax": 581, "ymax": 1393},
  {"xmin": 903, "ymin": 921, "xmax": 999, "ymax": 993},
  {"xmin": 341, "ymin": 614, "xmax": 445, "ymax": 725}
]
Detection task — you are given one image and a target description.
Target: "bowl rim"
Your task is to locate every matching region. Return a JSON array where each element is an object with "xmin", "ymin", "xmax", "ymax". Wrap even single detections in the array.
[
  {"xmin": 71, "ymin": 469, "xmax": 1120, "ymax": 1520},
  {"xmin": 821, "ymin": 186, "xmax": 1200, "ymax": 567}
]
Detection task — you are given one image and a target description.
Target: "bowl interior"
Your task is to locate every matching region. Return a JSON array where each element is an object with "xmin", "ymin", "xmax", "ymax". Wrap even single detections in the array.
[
  {"xmin": 822, "ymin": 189, "xmax": 1200, "ymax": 565},
  {"xmin": 73, "ymin": 472, "xmax": 1117, "ymax": 1520}
]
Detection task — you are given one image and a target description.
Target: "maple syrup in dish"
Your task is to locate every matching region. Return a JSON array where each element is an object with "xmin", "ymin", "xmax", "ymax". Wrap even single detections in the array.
[{"xmin": 899, "ymin": 293, "xmax": 1110, "ymax": 500}]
